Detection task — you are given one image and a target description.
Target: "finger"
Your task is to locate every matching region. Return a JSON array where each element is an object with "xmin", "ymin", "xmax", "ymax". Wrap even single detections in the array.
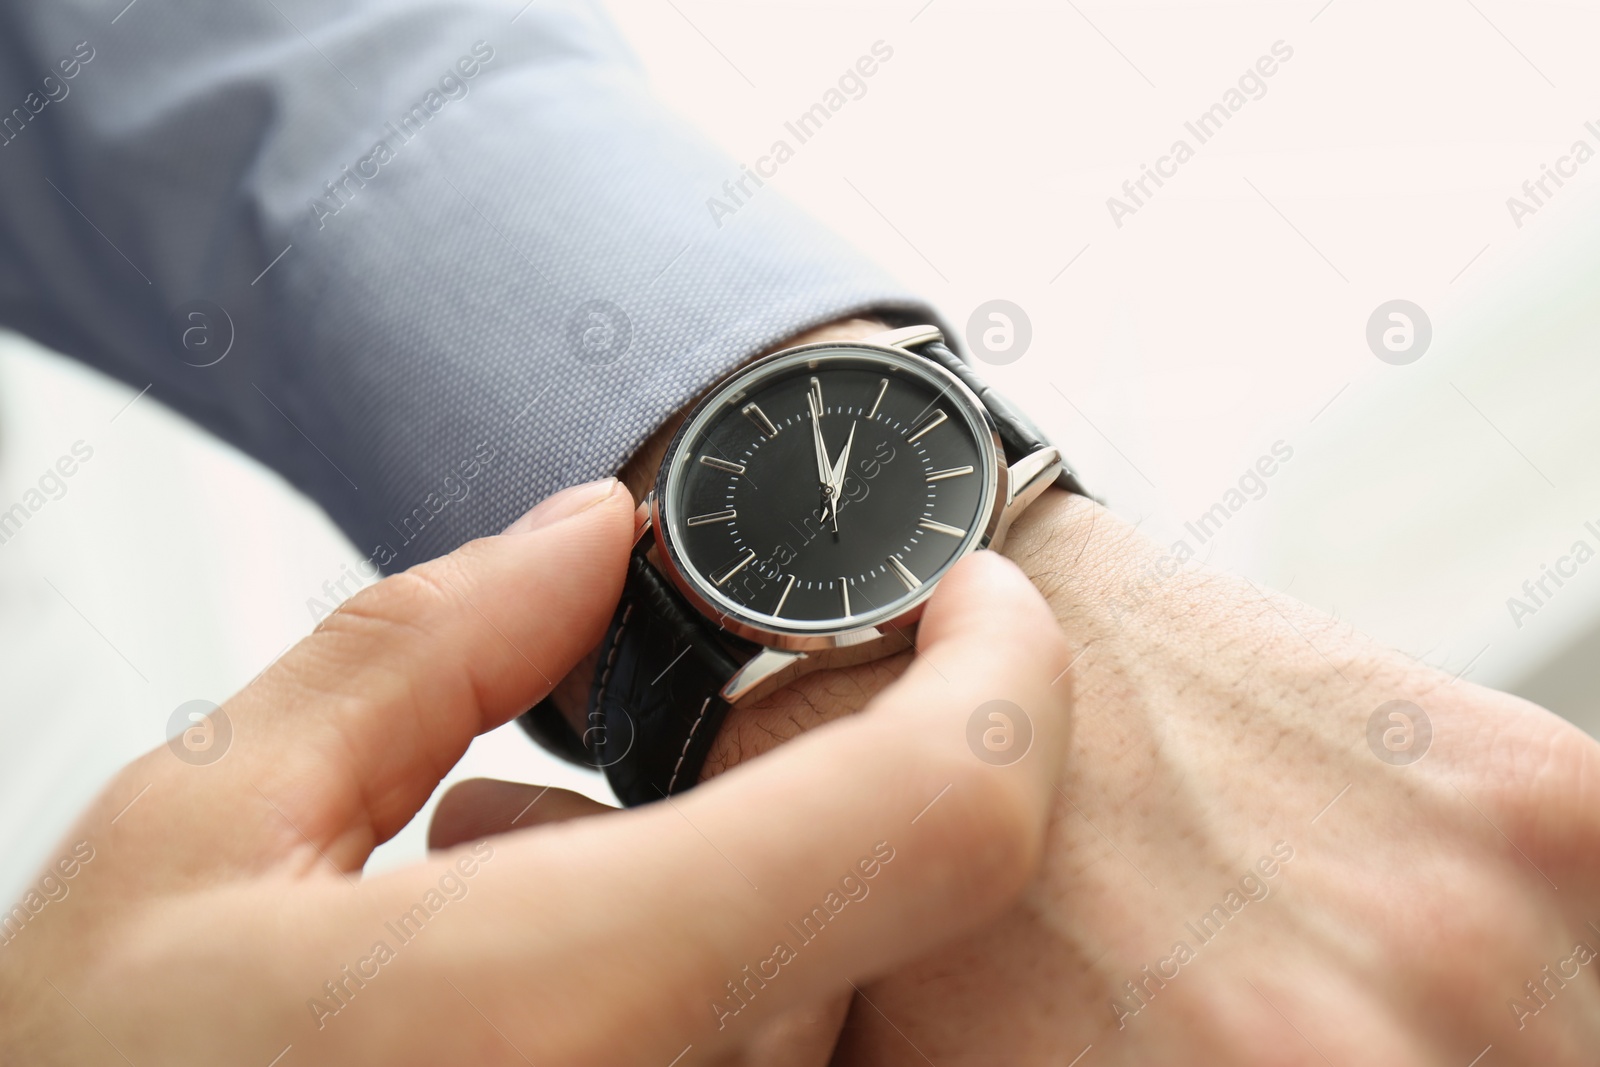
[
  {"xmin": 446, "ymin": 487, "xmax": 648, "ymax": 739},
  {"xmin": 428, "ymin": 779, "xmax": 616, "ymax": 850},
  {"xmin": 116, "ymin": 478, "xmax": 634, "ymax": 876},
  {"xmin": 732, "ymin": 991, "xmax": 853, "ymax": 1067},
  {"xmin": 1456, "ymin": 684, "xmax": 1600, "ymax": 897},
  {"xmin": 338, "ymin": 551, "xmax": 1073, "ymax": 1065}
]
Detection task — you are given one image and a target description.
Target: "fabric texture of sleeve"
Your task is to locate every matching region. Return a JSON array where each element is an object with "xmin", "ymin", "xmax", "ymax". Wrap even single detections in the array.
[{"xmin": 0, "ymin": 0, "xmax": 941, "ymax": 570}]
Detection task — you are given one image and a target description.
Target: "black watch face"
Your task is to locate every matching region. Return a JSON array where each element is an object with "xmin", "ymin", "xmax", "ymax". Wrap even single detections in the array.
[{"xmin": 659, "ymin": 345, "xmax": 998, "ymax": 634}]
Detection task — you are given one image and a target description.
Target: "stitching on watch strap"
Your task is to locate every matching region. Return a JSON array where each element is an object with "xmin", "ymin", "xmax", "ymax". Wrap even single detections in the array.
[
  {"xmin": 665, "ymin": 695, "xmax": 715, "ymax": 796},
  {"xmin": 591, "ymin": 601, "xmax": 634, "ymax": 740}
]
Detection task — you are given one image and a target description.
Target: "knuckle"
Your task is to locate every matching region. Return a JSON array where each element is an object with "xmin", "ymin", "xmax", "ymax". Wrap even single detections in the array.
[
  {"xmin": 321, "ymin": 558, "xmax": 464, "ymax": 642},
  {"xmin": 1374, "ymin": 864, "xmax": 1537, "ymax": 1009}
]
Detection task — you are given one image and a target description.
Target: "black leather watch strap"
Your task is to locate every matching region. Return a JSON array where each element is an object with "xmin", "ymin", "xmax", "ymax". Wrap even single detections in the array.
[
  {"xmin": 518, "ymin": 700, "xmax": 596, "ymax": 769},
  {"xmin": 585, "ymin": 551, "xmax": 753, "ymax": 806},
  {"xmin": 518, "ymin": 550, "xmax": 749, "ymax": 807},
  {"xmin": 518, "ymin": 332, "xmax": 1087, "ymax": 805},
  {"xmin": 913, "ymin": 340, "xmax": 1089, "ymax": 496}
]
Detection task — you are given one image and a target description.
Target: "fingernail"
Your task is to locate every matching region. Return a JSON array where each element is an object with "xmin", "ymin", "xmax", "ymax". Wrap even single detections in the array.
[{"xmin": 503, "ymin": 478, "xmax": 620, "ymax": 534}]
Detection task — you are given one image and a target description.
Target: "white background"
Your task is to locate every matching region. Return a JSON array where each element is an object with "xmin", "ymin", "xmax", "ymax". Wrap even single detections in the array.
[{"xmin": 4, "ymin": 0, "xmax": 1600, "ymax": 898}]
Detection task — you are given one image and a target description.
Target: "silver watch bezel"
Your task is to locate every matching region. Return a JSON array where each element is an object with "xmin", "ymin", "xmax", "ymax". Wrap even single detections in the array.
[{"xmin": 649, "ymin": 338, "xmax": 1010, "ymax": 652}]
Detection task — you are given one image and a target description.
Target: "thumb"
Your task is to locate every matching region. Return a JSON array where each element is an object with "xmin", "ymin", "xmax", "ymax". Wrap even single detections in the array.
[
  {"xmin": 428, "ymin": 779, "xmax": 616, "ymax": 849},
  {"xmin": 116, "ymin": 478, "xmax": 635, "ymax": 878}
]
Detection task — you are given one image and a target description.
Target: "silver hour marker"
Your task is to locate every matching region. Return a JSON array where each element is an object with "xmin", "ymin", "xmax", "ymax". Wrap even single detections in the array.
[
  {"xmin": 808, "ymin": 377, "xmax": 824, "ymax": 414},
  {"xmin": 887, "ymin": 555, "xmax": 920, "ymax": 591},
  {"xmin": 742, "ymin": 403, "xmax": 778, "ymax": 437},
  {"xmin": 773, "ymin": 573, "xmax": 796, "ymax": 617},
  {"xmin": 713, "ymin": 549, "xmax": 756, "ymax": 587},
  {"xmin": 926, "ymin": 465, "xmax": 974, "ymax": 482},
  {"xmin": 867, "ymin": 378, "xmax": 889, "ymax": 419},
  {"xmin": 699, "ymin": 455, "xmax": 746, "ymax": 475},
  {"xmin": 686, "ymin": 509, "xmax": 737, "ymax": 526},
  {"xmin": 919, "ymin": 518, "xmax": 967, "ymax": 538},
  {"xmin": 839, "ymin": 578, "xmax": 851, "ymax": 617},
  {"xmin": 907, "ymin": 410, "xmax": 947, "ymax": 442}
]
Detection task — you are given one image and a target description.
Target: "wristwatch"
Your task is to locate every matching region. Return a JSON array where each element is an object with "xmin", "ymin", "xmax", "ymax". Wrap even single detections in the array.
[{"xmin": 518, "ymin": 324, "xmax": 1086, "ymax": 807}]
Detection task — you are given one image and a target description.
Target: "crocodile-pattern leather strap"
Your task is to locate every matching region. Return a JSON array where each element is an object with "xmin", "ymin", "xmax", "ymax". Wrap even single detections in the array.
[
  {"xmin": 583, "ymin": 552, "xmax": 753, "ymax": 806},
  {"xmin": 517, "ymin": 333, "xmax": 1086, "ymax": 805}
]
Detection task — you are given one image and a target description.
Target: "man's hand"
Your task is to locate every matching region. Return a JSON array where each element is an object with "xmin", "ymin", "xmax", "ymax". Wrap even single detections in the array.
[
  {"xmin": 0, "ymin": 477, "xmax": 1077, "ymax": 1066},
  {"xmin": 701, "ymin": 491, "xmax": 1600, "ymax": 1065}
]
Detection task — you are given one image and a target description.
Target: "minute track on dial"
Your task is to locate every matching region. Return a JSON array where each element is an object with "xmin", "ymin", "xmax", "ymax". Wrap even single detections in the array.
[{"xmin": 662, "ymin": 344, "xmax": 995, "ymax": 632}]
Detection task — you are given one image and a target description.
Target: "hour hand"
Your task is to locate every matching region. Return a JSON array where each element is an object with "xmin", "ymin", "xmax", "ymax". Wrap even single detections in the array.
[{"xmin": 807, "ymin": 382, "xmax": 832, "ymax": 488}]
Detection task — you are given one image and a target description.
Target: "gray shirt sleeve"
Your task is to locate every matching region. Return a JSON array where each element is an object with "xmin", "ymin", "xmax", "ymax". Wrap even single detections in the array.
[{"xmin": 0, "ymin": 0, "xmax": 938, "ymax": 570}]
